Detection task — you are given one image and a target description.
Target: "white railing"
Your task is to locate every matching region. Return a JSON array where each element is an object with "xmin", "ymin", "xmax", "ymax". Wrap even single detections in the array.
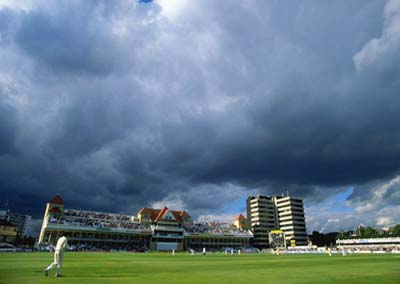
[
  {"xmin": 151, "ymin": 225, "xmax": 184, "ymax": 232},
  {"xmin": 337, "ymin": 237, "xmax": 400, "ymax": 245}
]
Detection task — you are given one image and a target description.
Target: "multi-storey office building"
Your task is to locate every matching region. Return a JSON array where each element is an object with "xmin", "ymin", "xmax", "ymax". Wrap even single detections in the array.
[
  {"xmin": 0, "ymin": 219, "xmax": 17, "ymax": 243},
  {"xmin": 8, "ymin": 213, "xmax": 31, "ymax": 236},
  {"xmin": 0, "ymin": 209, "xmax": 31, "ymax": 236},
  {"xmin": 39, "ymin": 195, "xmax": 252, "ymax": 251},
  {"xmin": 247, "ymin": 195, "xmax": 307, "ymax": 248},
  {"xmin": 273, "ymin": 196, "xmax": 307, "ymax": 246},
  {"xmin": 246, "ymin": 195, "xmax": 276, "ymax": 248}
]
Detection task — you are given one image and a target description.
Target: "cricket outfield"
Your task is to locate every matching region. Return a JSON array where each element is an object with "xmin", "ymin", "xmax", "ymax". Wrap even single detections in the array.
[{"xmin": 0, "ymin": 252, "xmax": 399, "ymax": 284}]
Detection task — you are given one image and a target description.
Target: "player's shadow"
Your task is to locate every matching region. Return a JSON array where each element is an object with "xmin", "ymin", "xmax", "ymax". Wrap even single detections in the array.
[{"xmin": 34, "ymin": 270, "xmax": 138, "ymax": 278}]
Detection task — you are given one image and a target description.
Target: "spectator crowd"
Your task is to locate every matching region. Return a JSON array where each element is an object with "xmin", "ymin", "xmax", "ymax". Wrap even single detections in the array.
[
  {"xmin": 48, "ymin": 209, "xmax": 151, "ymax": 232},
  {"xmin": 186, "ymin": 222, "xmax": 252, "ymax": 236}
]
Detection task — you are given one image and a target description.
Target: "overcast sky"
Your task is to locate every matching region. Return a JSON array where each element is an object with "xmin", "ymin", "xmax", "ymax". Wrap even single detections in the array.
[{"xmin": 0, "ymin": 0, "xmax": 399, "ymax": 235}]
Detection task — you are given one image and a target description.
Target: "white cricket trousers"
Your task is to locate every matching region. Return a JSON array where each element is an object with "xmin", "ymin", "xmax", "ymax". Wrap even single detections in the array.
[{"xmin": 46, "ymin": 250, "xmax": 64, "ymax": 275}]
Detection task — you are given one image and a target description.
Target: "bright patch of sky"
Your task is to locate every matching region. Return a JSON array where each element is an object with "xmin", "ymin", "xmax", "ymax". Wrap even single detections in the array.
[{"xmin": 223, "ymin": 194, "xmax": 248, "ymax": 215}]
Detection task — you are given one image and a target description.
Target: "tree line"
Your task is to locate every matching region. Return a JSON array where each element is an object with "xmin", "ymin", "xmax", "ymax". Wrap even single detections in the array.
[{"xmin": 336, "ymin": 224, "xmax": 400, "ymax": 239}]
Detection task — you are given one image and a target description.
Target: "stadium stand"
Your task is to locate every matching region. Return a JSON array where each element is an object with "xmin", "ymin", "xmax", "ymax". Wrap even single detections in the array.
[
  {"xmin": 336, "ymin": 237, "xmax": 400, "ymax": 253},
  {"xmin": 39, "ymin": 195, "xmax": 253, "ymax": 252}
]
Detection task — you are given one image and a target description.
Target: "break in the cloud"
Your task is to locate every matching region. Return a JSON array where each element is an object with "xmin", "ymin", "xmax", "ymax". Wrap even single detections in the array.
[
  {"xmin": 307, "ymin": 175, "xmax": 400, "ymax": 233},
  {"xmin": 353, "ymin": 0, "xmax": 400, "ymax": 73},
  {"xmin": 0, "ymin": 0, "xmax": 399, "ymax": 234}
]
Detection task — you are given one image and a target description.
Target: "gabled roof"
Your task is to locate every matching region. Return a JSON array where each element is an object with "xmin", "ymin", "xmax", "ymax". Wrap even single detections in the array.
[
  {"xmin": 179, "ymin": 211, "xmax": 191, "ymax": 219},
  {"xmin": 49, "ymin": 207, "xmax": 62, "ymax": 214},
  {"xmin": 154, "ymin": 207, "xmax": 169, "ymax": 222},
  {"xmin": 138, "ymin": 208, "xmax": 153, "ymax": 215},
  {"xmin": 49, "ymin": 195, "xmax": 64, "ymax": 205},
  {"xmin": 235, "ymin": 214, "xmax": 247, "ymax": 221},
  {"xmin": 137, "ymin": 207, "xmax": 191, "ymax": 223},
  {"xmin": 138, "ymin": 207, "xmax": 161, "ymax": 221}
]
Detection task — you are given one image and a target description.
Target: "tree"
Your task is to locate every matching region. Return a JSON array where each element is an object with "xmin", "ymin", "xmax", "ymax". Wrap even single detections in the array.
[
  {"xmin": 361, "ymin": 226, "xmax": 379, "ymax": 238},
  {"xmin": 337, "ymin": 230, "xmax": 351, "ymax": 239},
  {"xmin": 390, "ymin": 224, "xmax": 400, "ymax": 237}
]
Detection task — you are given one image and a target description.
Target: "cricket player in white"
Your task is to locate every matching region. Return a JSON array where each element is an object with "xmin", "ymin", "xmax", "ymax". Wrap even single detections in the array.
[
  {"xmin": 45, "ymin": 236, "xmax": 68, "ymax": 277},
  {"xmin": 326, "ymin": 247, "xmax": 332, "ymax": 256}
]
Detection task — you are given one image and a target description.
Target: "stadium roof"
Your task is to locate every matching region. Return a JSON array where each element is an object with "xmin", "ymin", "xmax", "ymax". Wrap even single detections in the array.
[
  {"xmin": 154, "ymin": 207, "xmax": 169, "ymax": 222},
  {"xmin": 138, "ymin": 208, "xmax": 153, "ymax": 215},
  {"xmin": 138, "ymin": 207, "xmax": 191, "ymax": 223},
  {"xmin": 179, "ymin": 211, "xmax": 191, "ymax": 218},
  {"xmin": 235, "ymin": 214, "xmax": 246, "ymax": 221},
  {"xmin": 48, "ymin": 195, "xmax": 64, "ymax": 205}
]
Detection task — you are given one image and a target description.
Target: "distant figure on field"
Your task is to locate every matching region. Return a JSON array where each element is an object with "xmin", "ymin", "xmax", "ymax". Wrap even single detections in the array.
[
  {"xmin": 45, "ymin": 236, "xmax": 68, "ymax": 277},
  {"xmin": 203, "ymin": 247, "xmax": 206, "ymax": 255},
  {"xmin": 326, "ymin": 247, "xmax": 332, "ymax": 256},
  {"xmin": 172, "ymin": 249, "xmax": 175, "ymax": 255},
  {"xmin": 341, "ymin": 248, "xmax": 347, "ymax": 256}
]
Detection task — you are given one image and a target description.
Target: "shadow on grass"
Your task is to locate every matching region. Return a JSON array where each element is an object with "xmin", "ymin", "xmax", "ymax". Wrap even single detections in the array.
[{"xmin": 33, "ymin": 270, "xmax": 139, "ymax": 279}]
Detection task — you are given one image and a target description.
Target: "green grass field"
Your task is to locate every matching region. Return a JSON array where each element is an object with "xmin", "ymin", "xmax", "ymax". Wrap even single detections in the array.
[{"xmin": 0, "ymin": 252, "xmax": 399, "ymax": 284}]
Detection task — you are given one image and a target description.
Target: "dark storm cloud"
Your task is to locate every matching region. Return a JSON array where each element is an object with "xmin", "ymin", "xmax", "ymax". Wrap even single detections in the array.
[
  {"xmin": 194, "ymin": 74, "xmax": 400, "ymax": 188},
  {"xmin": 0, "ymin": 96, "xmax": 17, "ymax": 155},
  {"xmin": 12, "ymin": 1, "xmax": 161, "ymax": 76},
  {"xmin": 0, "ymin": 0, "xmax": 399, "ymax": 230},
  {"xmin": 15, "ymin": 5, "xmax": 117, "ymax": 75}
]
